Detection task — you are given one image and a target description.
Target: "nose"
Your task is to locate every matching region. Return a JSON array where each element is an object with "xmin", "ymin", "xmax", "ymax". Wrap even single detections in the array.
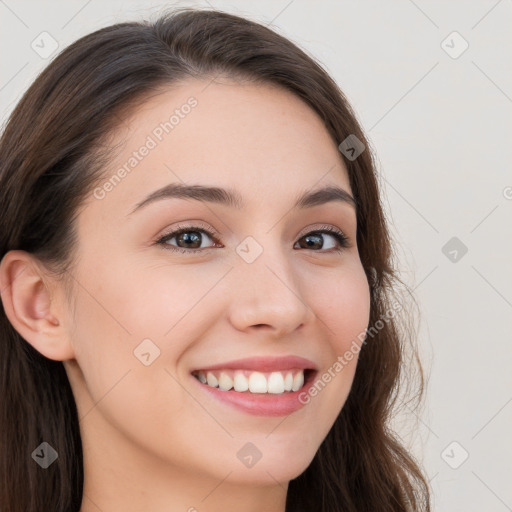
[{"xmin": 226, "ymin": 241, "xmax": 315, "ymax": 338}]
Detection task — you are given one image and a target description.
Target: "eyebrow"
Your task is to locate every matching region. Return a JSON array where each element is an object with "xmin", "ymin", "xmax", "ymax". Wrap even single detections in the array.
[{"xmin": 128, "ymin": 183, "xmax": 357, "ymax": 216}]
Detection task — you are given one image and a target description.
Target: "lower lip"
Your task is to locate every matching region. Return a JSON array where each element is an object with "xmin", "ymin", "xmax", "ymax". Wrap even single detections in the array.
[{"xmin": 191, "ymin": 371, "xmax": 316, "ymax": 417}]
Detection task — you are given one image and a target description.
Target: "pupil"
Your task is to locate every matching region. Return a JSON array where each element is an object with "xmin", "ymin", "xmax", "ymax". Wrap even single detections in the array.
[
  {"xmin": 304, "ymin": 234, "xmax": 322, "ymax": 249},
  {"xmin": 179, "ymin": 232, "xmax": 201, "ymax": 248}
]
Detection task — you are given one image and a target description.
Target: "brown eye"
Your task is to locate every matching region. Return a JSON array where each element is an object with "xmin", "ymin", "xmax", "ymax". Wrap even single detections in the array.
[
  {"xmin": 173, "ymin": 230, "xmax": 205, "ymax": 249},
  {"xmin": 294, "ymin": 227, "xmax": 350, "ymax": 253},
  {"xmin": 156, "ymin": 226, "xmax": 218, "ymax": 253},
  {"xmin": 156, "ymin": 223, "xmax": 350, "ymax": 255}
]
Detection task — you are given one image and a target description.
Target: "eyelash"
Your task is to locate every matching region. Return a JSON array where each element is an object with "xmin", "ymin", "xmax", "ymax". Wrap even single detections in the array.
[{"xmin": 155, "ymin": 222, "xmax": 351, "ymax": 255}]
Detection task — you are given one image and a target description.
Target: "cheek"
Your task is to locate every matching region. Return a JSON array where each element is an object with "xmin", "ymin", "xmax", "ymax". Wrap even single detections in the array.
[
  {"xmin": 67, "ymin": 266, "xmax": 193, "ymax": 451},
  {"xmin": 300, "ymin": 265, "xmax": 370, "ymax": 423},
  {"xmin": 312, "ymin": 266, "xmax": 371, "ymax": 352},
  {"xmin": 72, "ymin": 257, "xmax": 210, "ymax": 349},
  {"xmin": 110, "ymin": 259, "xmax": 222, "ymax": 340},
  {"xmin": 67, "ymin": 258, "xmax": 220, "ymax": 407}
]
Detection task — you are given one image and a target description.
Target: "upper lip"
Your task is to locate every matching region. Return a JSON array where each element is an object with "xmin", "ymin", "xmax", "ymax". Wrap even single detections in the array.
[{"xmin": 192, "ymin": 355, "xmax": 318, "ymax": 373}]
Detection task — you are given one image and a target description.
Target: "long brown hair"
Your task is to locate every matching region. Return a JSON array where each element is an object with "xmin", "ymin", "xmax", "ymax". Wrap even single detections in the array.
[{"xmin": 0, "ymin": 7, "xmax": 430, "ymax": 511}]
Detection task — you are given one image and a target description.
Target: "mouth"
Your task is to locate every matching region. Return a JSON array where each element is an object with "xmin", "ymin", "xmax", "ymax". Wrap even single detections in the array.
[{"xmin": 191, "ymin": 368, "xmax": 317, "ymax": 395}]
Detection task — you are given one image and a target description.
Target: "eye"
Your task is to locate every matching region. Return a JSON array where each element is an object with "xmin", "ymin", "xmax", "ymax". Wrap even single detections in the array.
[
  {"xmin": 155, "ymin": 223, "xmax": 351, "ymax": 254},
  {"xmin": 294, "ymin": 224, "xmax": 350, "ymax": 253},
  {"xmin": 156, "ymin": 223, "xmax": 220, "ymax": 254}
]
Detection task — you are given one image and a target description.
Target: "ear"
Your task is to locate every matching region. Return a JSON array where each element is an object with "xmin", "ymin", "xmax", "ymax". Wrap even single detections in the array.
[{"xmin": 0, "ymin": 250, "xmax": 76, "ymax": 361}]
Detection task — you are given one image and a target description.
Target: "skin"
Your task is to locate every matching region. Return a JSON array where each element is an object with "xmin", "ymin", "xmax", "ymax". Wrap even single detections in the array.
[{"xmin": 0, "ymin": 78, "xmax": 371, "ymax": 512}]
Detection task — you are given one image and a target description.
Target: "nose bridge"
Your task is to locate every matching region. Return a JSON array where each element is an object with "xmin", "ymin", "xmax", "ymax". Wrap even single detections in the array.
[{"xmin": 227, "ymin": 233, "xmax": 313, "ymax": 334}]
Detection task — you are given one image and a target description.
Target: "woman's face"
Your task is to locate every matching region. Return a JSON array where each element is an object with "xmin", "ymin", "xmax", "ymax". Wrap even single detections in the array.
[{"xmin": 63, "ymin": 78, "xmax": 371, "ymax": 502}]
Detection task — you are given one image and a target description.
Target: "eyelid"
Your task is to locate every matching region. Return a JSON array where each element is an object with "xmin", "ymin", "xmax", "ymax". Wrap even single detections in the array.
[
  {"xmin": 296, "ymin": 223, "xmax": 347, "ymax": 240},
  {"xmin": 156, "ymin": 221, "xmax": 220, "ymax": 242}
]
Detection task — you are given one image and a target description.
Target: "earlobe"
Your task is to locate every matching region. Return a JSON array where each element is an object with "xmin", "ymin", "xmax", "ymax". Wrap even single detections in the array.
[{"xmin": 0, "ymin": 250, "xmax": 75, "ymax": 361}]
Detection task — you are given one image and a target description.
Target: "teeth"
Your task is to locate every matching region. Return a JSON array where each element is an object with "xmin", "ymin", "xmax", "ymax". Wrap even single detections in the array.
[
  {"xmin": 292, "ymin": 371, "xmax": 304, "ymax": 392},
  {"xmin": 267, "ymin": 371, "xmax": 285, "ymax": 394},
  {"xmin": 284, "ymin": 371, "xmax": 293, "ymax": 391},
  {"xmin": 195, "ymin": 369, "xmax": 307, "ymax": 394},
  {"xmin": 249, "ymin": 371, "xmax": 268, "ymax": 393},
  {"xmin": 206, "ymin": 372, "xmax": 218, "ymax": 388},
  {"xmin": 218, "ymin": 372, "xmax": 233, "ymax": 391},
  {"xmin": 233, "ymin": 371, "xmax": 249, "ymax": 392}
]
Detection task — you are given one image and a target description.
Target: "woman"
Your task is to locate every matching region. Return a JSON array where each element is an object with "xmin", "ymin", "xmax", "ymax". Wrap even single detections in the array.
[{"xmin": 0, "ymin": 7, "xmax": 431, "ymax": 511}]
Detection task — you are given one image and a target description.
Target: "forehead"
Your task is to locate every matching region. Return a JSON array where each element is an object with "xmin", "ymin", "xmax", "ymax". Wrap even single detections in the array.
[{"xmin": 88, "ymin": 77, "xmax": 352, "ymax": 218}]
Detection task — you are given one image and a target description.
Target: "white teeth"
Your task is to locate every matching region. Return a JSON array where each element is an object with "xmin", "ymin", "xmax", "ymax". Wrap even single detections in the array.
[
  {"xmin": 284, "ymin": 371, "xmax": 293, "ymax": 391},
  {"xmin": 233, "ymin": 371, "xmax": 249, "ymax": 392},
  {"xmin": 206, "ymin": 372, "xmax": 218, "ymax": 387},
  {"xmin": 267, "ymin": 371, "xmax": 285, "ymax": 394},
  {"xmin": 196, "ymin": 369, "xmax": 307, "ymax": 394},
  {"xmin": 249, "ymin": 372, "xmax": 267, "ymax": 393},
  {"xmin": 291, "ymin": 371, "xmax": 304, "ymax": 392},
  {"xmin": 218, "ymin": 372, "xmax": 233, "ymax": 391}
]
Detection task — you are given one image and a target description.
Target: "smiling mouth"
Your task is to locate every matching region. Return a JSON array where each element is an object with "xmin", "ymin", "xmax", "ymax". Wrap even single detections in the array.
[{"xmin": 191, "ymin": 368, "xmax": 316, "ymax": 394}]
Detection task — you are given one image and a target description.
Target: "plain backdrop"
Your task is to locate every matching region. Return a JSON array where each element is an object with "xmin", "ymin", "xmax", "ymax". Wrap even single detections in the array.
[{"xmin": 1, "ymin": 1, "xmax": 511, "ymax": 510}]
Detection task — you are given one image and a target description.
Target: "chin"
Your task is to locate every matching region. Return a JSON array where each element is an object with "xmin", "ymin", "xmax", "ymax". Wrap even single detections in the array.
[{"xmin": 222, "ymin": 447, "xmax": 317, "ymax": 486}]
